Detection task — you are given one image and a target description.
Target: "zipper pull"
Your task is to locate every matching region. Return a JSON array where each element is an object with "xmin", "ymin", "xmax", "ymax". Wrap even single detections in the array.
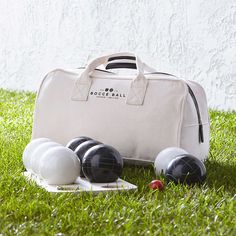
[{"xmin": 199, "ymin": 124, "xmax": 204, "ymax": 143}]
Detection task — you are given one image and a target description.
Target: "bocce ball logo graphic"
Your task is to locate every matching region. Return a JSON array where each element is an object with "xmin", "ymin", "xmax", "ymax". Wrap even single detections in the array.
[
  {"xmin": 105, "ymin": 88, "xmax": 114, "ymax": 92},
  {"xmin": 90, "ymin": 87, "xmax": 126, "ymax": 99}
]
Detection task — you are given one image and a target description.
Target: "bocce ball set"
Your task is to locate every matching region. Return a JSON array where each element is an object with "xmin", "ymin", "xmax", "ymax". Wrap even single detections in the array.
[
  {"xmin": 24, "ymin": 52, "xmax": 210, "ymax": 192},
  {"xmin": 23, "ymin": 136, "xmax": 207, "ymax": 193}
]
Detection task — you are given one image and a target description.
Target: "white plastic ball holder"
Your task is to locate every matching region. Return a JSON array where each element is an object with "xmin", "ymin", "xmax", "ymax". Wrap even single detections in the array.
[
  {"xmin": 39, "ymin": 146, "xmax": 80, "ymax": 185},
  {"xmin": 154, "ymin": 147, "xmax": 188, "ymax": 175},
  {"xmin": 23, "ymin": 138, "xmax": 51, "ymax": 172},
  {"xmin": 30, "ymin": 141, "xmax": 59, "ymax": 175}
]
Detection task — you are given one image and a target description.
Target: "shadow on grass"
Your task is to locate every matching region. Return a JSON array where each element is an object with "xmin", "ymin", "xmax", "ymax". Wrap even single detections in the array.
[
  {"xmin": 205, "ymin": 160, "xmax": 236, "ymax": 195},
  {"xmin": 122, "ymin": 164, "xmax": 155, "ymax": 189}
]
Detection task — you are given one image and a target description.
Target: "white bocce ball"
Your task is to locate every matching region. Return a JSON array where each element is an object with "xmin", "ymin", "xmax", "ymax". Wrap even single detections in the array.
[
  {"xmin": 30, "ymin": 141, "xmax": 60, "ymax": 175},
  {"xmin": 39, "ymin": 146, "xmax": 80, "ymax": 185},
  {"xmin": 23, "ymin": 138, "xmax": 51, "ymax": 172},
  {"xmin": 154, "ymin": 147, "xmax": 188, "ymax": 175}
]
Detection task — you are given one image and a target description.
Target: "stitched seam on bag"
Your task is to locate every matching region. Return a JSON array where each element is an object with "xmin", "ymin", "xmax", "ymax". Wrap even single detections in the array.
[{"xmin": 178, "ymin": 82, "xmax": 188, "ymax": 148}]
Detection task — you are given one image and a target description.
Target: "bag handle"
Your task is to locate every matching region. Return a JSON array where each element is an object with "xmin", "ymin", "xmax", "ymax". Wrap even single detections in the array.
[
  {"xmin": 105, "ymin": 55, "xmax": 156, "ymax": 72},
  {"xmin": 106, "ymin": 62, "xmax": 137, "ymax": 70},
  {"xmin": 108, "ymin": 55, "xmax": 136, "ymax": 61},
  {"xmin": 71, "ymin": 52, "xmax": 154, "ymax": 105}
]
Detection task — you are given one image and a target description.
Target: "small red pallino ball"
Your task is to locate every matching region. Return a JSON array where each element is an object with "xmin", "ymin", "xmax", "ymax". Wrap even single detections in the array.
[{"xmin": 149, "ymin": 180, "xmax": 164, "ymax": 191}]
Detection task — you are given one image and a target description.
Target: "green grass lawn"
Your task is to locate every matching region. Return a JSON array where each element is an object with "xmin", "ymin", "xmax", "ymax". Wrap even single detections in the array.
[{"xmin": 0, "ymin": 88, "xmax": 235, "ymax": 236}]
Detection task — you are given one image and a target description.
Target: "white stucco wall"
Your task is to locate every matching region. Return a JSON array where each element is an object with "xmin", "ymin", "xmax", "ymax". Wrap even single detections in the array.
[{"xmin": 0, "ymin": 0, "xmax": 235, "ymax": 110}]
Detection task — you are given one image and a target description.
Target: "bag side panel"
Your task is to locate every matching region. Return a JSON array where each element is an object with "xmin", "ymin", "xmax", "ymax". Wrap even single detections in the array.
[{"xmin": 180, "ymin": 81, "xmax": 210, "ymax": 160}]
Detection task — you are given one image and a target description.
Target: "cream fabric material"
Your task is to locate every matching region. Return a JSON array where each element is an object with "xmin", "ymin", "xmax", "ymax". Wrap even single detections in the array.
[{"xmin": 32, "ymin": 53, "xmax": 210, "ymax": 163}]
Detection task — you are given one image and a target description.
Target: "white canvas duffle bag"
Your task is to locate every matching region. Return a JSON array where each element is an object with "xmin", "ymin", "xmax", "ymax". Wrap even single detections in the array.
[{"xmin": 32, "ymin": 52, "xmax": 210, "ymax": 164}]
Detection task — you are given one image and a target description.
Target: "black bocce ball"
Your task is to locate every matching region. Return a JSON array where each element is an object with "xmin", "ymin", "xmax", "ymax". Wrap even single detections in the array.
[
  {"xmin": 165, "ymin": 154, "xmax": 206, "ymax": 185},
  {"xmin": 74, "ymin": 140, "xmax": 101, "ymax": 177},
  {"xmin": 66, "ymin": 136, "xmax": 92, "ymax": 151},
  {"xmin": 82, "ymin": 144, "xmax": 123, "ymax": 183}
]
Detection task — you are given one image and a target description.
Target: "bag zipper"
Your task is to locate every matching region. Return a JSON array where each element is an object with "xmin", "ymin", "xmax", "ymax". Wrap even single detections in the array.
[
  {"xmin": 148, "ymin": 72, "xmax": 204, "ymax": 143},
  {"xmin": 77, "ymin": 67, "xmax": 114, "ymax": 74},
  {"xmin": 187, "ymin": 85, "xmax": 204, "ymax": 143}
]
